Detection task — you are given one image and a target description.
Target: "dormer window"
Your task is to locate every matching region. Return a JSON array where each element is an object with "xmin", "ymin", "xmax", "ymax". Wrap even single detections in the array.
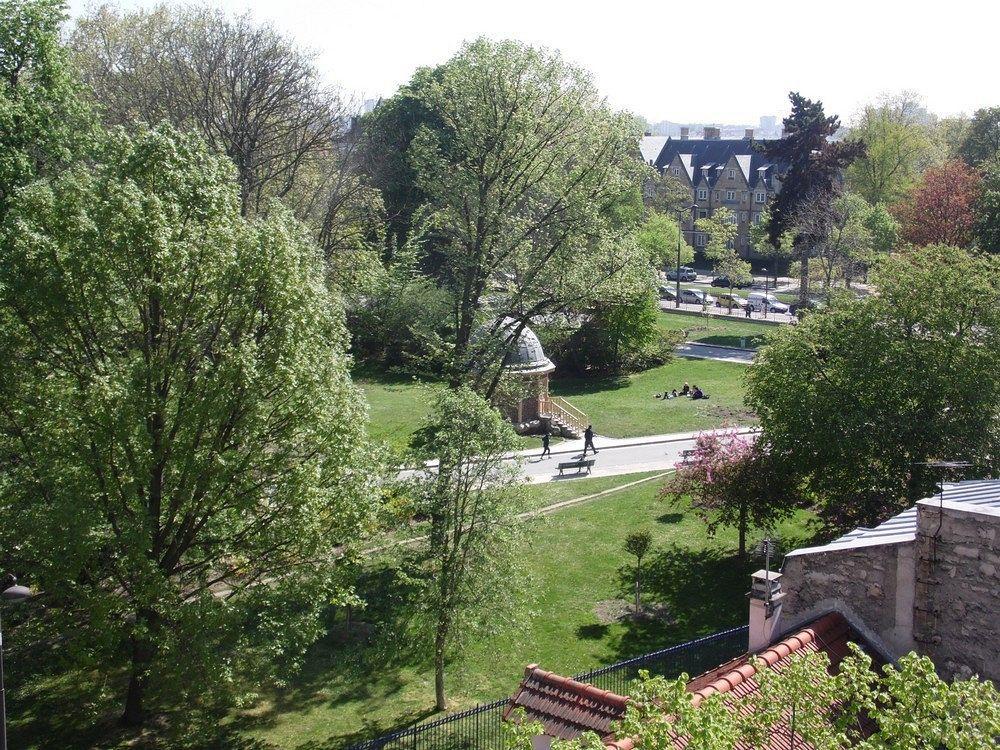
[
  {"xmin": 729, "ymin": 169, "xmax": 735, "ymax": 179},
  {"xmin": 755, "ymin": 192, "xmax": 766, "ymax": 203},
  {"xmin": 697, "ymin": 188, "xmax": 708, "ymax": 200}
]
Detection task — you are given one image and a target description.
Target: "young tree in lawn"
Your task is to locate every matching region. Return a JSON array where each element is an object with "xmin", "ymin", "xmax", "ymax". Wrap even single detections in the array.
[
  {"xmin": 974, "ymin": 158, "xmax": 1000, "ymax": 252},
  {"xmin": 696, "ymin": 207, "xmax": 751, "ymax": 311},
  {"xmin": 892, "ymin": 160, "xmax": 982, "ymax": 247},
  {"xmin": 660, "ymin": 431, "xmax": 796, "ymax": 558},
  {"xmin": 411, "ymin": 387, "xmax": 527, "ymax": 711},
  {"xmin": 624, "ymin": 531, "xmax": 653, "ymax": 614},
  {"xmin": 638, "ymin": 211, "xmax": 694, "ymax": 269},
  {"xmin": 404, "ymin": 38, "xmax": 649, "ymax": 394},
  {"xmin": 957, "ymin": 106, "xmax": 1000, "ymax": 168},
  {"xmin": 845, "ymin": 92, "xmax": 937, "ymax": 205},
  {"xmin": 0, "ymin": 125, "xmax": 379, "ymax": 725},
  {"xmin": 762, "ymin": 93, "xmax": 865, "ymax": 305},
  {"xmin": 746, "ymin": 244, "xmax": 1000, "ymax": 532}
]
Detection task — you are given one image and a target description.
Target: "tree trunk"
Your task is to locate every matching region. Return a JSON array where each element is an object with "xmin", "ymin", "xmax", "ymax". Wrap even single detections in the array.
[
  {"xmin": 738, "ymin": 504, "xmax": 748, "ymax": 559},
  {"xmin": 434, "ymin": 625, "xmax": 448, "ymax": 712},
  {"xmin": 120, "ymin": 632, "xmax": 152, "ymax": 727}
]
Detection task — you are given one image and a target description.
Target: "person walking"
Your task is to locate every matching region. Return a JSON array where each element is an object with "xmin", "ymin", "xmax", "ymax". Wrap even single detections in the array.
[
  {"xmin": 540, "ymin": 431, "xmax": 551, "ymax": 459},
  {"xmin": 745, "ymin": 303, "xmax": 752, "ymax": 319},
  {"xmin": 583, "ymin": 424, "xmax": 598, "ymax": 455}
]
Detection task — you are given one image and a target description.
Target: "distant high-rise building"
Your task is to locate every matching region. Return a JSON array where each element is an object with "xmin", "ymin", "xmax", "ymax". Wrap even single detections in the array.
[{"xmin": 759, "ymin": 115, "xmax": 779, "ymax": 133}]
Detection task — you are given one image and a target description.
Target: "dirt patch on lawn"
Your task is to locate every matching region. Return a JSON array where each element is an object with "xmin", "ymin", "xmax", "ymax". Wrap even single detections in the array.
[{"xmin": 595, "ymin": 599, "xmax": 676, "ymax": 625}]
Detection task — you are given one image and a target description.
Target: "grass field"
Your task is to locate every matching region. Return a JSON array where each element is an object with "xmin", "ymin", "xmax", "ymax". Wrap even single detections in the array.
[
  {"xmin": 657, "ymin": 311, "xmax": 775, "ymax": 349},
  {"xmin": 237, "ymin": 473, "xmax": 814, "ymax": 749},
  {"xmin": 551, "ymin": 357, "xmax": 752, "ymax": 438},
  {"xmin": 355, "ymin": 368, "xmax": 442, "ymax": 453}
]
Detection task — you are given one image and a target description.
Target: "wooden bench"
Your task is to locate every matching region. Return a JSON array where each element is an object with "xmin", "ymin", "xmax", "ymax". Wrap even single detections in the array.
[{"xmin": 557, "ymin": 459, "xmax": 595, "ymax": 476}]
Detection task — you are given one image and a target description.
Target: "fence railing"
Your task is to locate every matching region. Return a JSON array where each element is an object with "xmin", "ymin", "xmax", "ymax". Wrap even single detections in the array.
[
  {"xmin": 538, "ymin": 394, "xmax": 587, "ymax": 435},
  {"xmin": 346, "ymin": 625, "xmax": 749, "ymax": 750}
]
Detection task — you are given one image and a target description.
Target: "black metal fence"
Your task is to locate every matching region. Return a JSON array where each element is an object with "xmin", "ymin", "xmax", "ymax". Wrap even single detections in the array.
[{"xmin": 346, "ymin": 625, "xmax": 749, "ymax": 750}]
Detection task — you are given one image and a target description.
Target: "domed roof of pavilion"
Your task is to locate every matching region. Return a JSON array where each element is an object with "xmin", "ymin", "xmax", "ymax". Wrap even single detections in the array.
[{"xmin": 486, "ymin": 317, "xmax": 555, "ymax": 376}]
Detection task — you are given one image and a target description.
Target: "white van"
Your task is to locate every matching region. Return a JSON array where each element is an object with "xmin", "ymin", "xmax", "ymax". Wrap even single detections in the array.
[{"xmin": 747, "ymin": 292, "xmax": 789, "ymax": 314}]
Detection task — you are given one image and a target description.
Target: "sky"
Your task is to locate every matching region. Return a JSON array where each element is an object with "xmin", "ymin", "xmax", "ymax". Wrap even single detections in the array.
[{"xmin": 68, "ymin": 0, "xmax": 999, "ymax": 125}]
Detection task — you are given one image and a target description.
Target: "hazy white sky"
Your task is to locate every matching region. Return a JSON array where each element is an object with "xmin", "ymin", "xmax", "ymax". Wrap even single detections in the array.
[{"xmin": 68, "ymin": 0, "xmax": 998, "ymax": 125}]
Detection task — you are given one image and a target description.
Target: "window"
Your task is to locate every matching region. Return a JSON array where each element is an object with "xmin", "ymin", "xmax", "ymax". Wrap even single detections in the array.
[
  {"xmin": 729, "ymin": 213, "xmax": 738, "ymax": 224},
  {"xmin": 714, "ymin": 191, "xmax": 720, "ymax": 201},
  {"xmin": 696, "ymin": 233, "xmax": 706, "ymax": 246},
  {"xmin": 728, "ymin": 169, "xmax": 735, "ymax": 179},
  {"xmin": 742, "ymin": 191, "xmax": 749, "ymax": 202},
  {"xmin": 697, "ymin": 188, "xmax": 708, "ymax": 200},
  {"xmin": 741, "ymin": 211, "xmax": 748, "ymax": 222},
  {"xmin": 756, "ymin": 191, "xmax": 766, "ymax": 203},
  {"xmin": 726, "ymin": 190, "xmax": 736, "ymax": 201},
  {"xmin": 673, "ymin": 167, "xmax": 680, "ymax": 176},
  {"xmin": 698, "ymin": 209, "xmax": 708, "ymax": 219},
  {"xmin": 753, "ymin": 212, "xmax": 762, "ymax": 224}
]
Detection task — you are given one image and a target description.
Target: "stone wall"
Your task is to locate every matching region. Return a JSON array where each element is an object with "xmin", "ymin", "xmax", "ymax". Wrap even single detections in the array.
[
  {"xmin": 913, "ymin": 500, "xmax": 1000, "ymax": 681},
  {"xmin": 780, "ymin": 541, "xmax": 909, "ymax": 656}
]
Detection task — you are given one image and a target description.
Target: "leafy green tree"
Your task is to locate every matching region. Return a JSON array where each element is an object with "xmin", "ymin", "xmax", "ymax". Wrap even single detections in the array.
[
  {"xmin": 0, "ymin": 0, "xmax": 93, "ymax": 220},
  {"xmin": 974, "ymin": 158, "xmax": 1000, "ymax": 252},
  {"xmin": 402, "ymin": 38, "xmax": 648, "ymax": 394},
  {"xmin": 638, "ymin": 210, "xmax": 693, "ymax": 268},
  {"xmin": 0, "ymin": 125, "xmax": 378, "ymax": 725},
  {"xmin": 410, "ymin": 387, "xmax": 527, "ymax": 711},
  {"xmin": 746, "ymin": 245, "xmax": 1000, "ymax": 532},
  {"xmin": 957, "ymin": 106, "xmax": 1000, "ymax": 167},
  {"xmin": 846, "ymin": 92, "xmax": 937, "ymax": 204},
  {"xmin": 762, "ymin": 93, "xmax": 865, "ymax": 304},
  {"xmin": 623, "ymin": 531, "xmax": 652, "ymax": 613},
  {"xmin": 696, "ymin": 207, "xmax": 751, "ymax": 308}
]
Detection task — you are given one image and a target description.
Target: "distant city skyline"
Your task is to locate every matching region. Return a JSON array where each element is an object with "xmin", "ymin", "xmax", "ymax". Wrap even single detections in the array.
[{"xmin": 67, "ymin": 0, "xmax": 998, "ymax": 124}]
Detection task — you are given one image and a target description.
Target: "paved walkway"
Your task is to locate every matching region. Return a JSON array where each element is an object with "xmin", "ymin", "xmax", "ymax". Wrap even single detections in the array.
[
  {"xmin": 675, "ymin": 341, "xmax": 756, "ymax": 364},
  {"xmin": 515, "ymin": 427, "xmax": 755, "ymax": 483},
  {"xmin": 659, "ymin": 299, "xmax": 795, "ymax": 325}
]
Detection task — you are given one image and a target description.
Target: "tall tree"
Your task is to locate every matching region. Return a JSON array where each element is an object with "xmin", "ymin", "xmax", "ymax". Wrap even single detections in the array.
[
  {"xmin": 401, "ymin": 38, "xmax": 648, "ymax": 394},
  {"xmin": 845, "ymin": 92, "xmax": 937, "ymax": 205},
  {"xmin": 762, "ymin": 93, "xmax": 865, "ymax": 304},
  {"xmin": 957, "ymin": 106, "xmax": 1000, "ymax": 168},
  {"xmin": 892, "ymin": 160, "xmax": 981, "ymax": 247},
  {"xmin": 973, "ymin": 158, "xmax": 1000, "ymax": 252},
  {"xmin": 0, "ymin": 125, "xmax": 378, "ymax": 725},
  {"xmin": 0, "ymin": 0, "xmax": 93, "ymax": 220},
  {"xmin": 745, "ymin": 245, "xmax": 1000, "ymax": 532},
  {"xmin": 69, "ymin": 4, "xmax": 381, "ymax": 279},
  {"xmin": 410, "ymin": 387, "xmax": 526, "ymax": 711}
]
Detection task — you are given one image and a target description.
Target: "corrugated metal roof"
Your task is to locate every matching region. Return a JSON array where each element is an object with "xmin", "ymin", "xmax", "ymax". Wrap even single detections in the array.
[{"xmin": 785, "ymin": 479, "xmax": 1000, "ymax": 557}]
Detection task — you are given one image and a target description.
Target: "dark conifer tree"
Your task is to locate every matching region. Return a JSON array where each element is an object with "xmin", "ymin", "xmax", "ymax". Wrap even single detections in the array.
[{"xmin": 763, "ymin": 93, "xmax": 864, "ymax": 302}]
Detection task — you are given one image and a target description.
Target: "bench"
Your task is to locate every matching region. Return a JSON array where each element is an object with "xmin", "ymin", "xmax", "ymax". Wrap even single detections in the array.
[{"xmin": 557, "ymin": 459, "xmax": 595, "ymax": 476}]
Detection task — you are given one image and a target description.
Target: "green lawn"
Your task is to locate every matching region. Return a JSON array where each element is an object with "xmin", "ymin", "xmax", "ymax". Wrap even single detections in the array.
[
  {"xmin": 236, "ymin": 473, "xmax": 814, "ymax": 749},
  {"xmin": 355, "ymin": 369, "xmax": 442, "ymax": 453},
  {"xmin": 550, "ymin": 358, "xmax": 753, "ymax": 438},
  {"xmin": 657, "ymin": 311, "xmax": 775, "ymax": 349}
]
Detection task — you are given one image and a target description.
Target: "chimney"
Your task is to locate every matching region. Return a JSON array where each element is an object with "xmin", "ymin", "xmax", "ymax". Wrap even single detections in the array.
[
  {"xmin": 680, "ymin": 126, "xmax": 690, "ymax": 140},
  {"xmin": 748, "ymin": 569, "xmax": 786, "ymax": 652},
  {"xmin": 744, "ymin": 128, "xmax": 754, "ymax": 140},
  {"xmin": 703, "ymin": 126, "xmax": 720, "ymax": 140}
]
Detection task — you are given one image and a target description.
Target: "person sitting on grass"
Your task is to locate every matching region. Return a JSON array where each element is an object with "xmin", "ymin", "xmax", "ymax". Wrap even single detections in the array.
[
  {"xmin": 691, "ymin": 385, "xmax": 708, "ymax": 400},
  {"xmin": 679, "ymin": 382, "xmax": 690, "ymax": 396}
]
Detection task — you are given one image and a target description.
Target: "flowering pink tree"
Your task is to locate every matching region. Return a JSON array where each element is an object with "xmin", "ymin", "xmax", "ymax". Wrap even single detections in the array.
[{"xmin": 660, "ymin": 430, "xmax": 798, "ymax": 558}]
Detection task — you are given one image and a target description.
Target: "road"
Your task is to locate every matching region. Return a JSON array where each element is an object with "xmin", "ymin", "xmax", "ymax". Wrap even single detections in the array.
[
  {"xmin": 658, "ymin": 298, "xmax": 795, "ymax": 325},
  {"xmin": 675, "ymin": 342, "xmax": 756, "ymax": 364}
]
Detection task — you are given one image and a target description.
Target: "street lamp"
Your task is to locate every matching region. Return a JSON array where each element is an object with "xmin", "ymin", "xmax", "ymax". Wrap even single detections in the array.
[
  {"xmin": 674, "ymin": 203, "xmax": 699, "ymax": 308},
  {"xmin": 761, "ymin": 266, "xmax": 768, "ymax": 320},
  {"xmin": 1, "ymin": 577, "xmax": 33, "ymax": 750}
]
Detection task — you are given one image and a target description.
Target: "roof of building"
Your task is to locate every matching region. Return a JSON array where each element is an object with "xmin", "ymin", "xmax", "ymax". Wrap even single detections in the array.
[
  {"xmin": 506, "ymin": 613, "xmax": 877, "ymax": 750},
  {"xmin": 502, "ymin": 664, "xmax": 628, "ymax": 741},
  {"xmin": 640, "ymin": 135, "xmax": 669, "ymax": 165},
  {"xmin": 785, "ymin": 479, "xmax": 1000, "ymax": 557},
  {"xmin": 498, "ymin": 318, "xmax": 555, "ymax": 375},
  {"xmin": 653, "ymin": 137, "xmax": 783, "ymax": 189}
]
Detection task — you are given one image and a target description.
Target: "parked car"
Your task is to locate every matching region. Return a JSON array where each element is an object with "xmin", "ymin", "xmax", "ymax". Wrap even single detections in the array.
[
  {"xmin": 666, "ymin": 266, "xmax": 697, "ymax": 282},
  {"xmin": 747, "ymin": 292, "xmax": 789, "ymax": 314},
  {"xmin": 716, "ymin": 293, "xmax": 748, "ymax": 309},
  {"xmin": 680, "ymin": 288, "xmax": 717, "ymax": 306},
  {"xmin": 658, "ymin": 286, "xmax": 678, "ymax": 301},
  {"xmin": 789, "ymin": 299, "xmax": 825, "ymax": 317},
  {"xmin": 710, "ymin": 275, "xmax": 752, "ymax": 289}
]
